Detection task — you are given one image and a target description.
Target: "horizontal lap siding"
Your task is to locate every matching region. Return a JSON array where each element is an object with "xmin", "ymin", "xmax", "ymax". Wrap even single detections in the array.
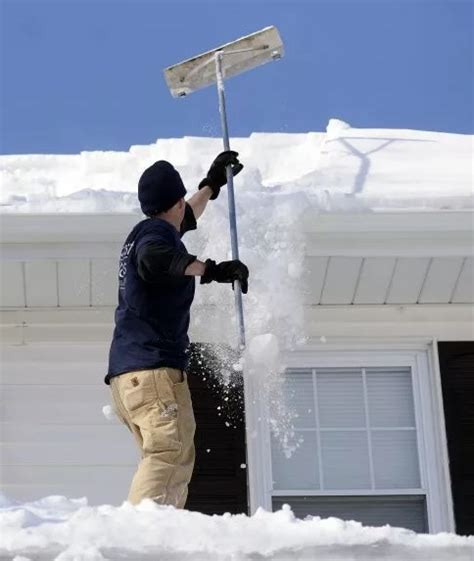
[
  {"xmin": 1, "ymin": 466, "xmax": 136, "ymax": 505},
  {"xmin": 58, "ymin": 260, "xmax": 91, "ymax": 307},
  {"xmin": 0, "ymin": 262, "xmax": 25, "ymax": 307},
  {"xmin": 1, "ymin": 343, "xmax": 249, "ymax": 513},
  {"xmin": 0, "ymin": 343, "xmax": 136, "ymax": 505},
  {"xmin": 1, "ymin": 385, "xmax": 113, "ymax": 424},
  {"xmin": 1, "ymin": 429, "xmax": 137, "ymax": 465}
]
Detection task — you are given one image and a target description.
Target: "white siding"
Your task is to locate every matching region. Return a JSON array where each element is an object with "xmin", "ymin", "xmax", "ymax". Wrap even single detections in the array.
[
  {"xmin": 0, "ymin": 343, "xmax": 137, "ymax": 505},
  {"xmin": 91, "ymin": 259, "xmax": 118, "ymax": 306},
  {"xmin": 0, "ymin": 261, "xmax": 25, "ymax": 307},
  {"xmin": 58, "ymin": 260, "xmax": 91, "ymax": 307},
  {"xmin": 25, "ymin": 261, "xmax": 58, "ymax": 307}
]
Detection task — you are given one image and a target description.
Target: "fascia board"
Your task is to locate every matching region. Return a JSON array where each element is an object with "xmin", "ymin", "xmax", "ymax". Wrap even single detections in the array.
[
  {"xmin": 305, "ymin": 230, "xmax": 474, "ymax": 257},
  {"xmin": 0, "ymin": 213, "xmax": 140, "ymax": 244},
  {"xmin": 302, "ymin": 210, "xmax": 474, "ymax": 234},
  {"xmin": 0, "ymin": 210, "xmax": 472, "ymax": 245}
]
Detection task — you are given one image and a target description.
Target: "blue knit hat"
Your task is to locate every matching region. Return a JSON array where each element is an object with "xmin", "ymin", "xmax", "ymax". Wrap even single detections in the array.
[{"xmin": 138, "ymin": 161, "xmax": 187, "ymax": 216}]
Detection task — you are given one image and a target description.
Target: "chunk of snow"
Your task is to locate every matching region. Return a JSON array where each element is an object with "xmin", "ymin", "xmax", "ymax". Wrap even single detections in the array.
[
  {"xmin": 101, "ymin": 405, "xmax": 116, "ymax": 421},
  {"xmin": 326, "ymin": 118, "xmax": 352, "ymax": 139},
  {"xmin": 247, "ymin": 333, "xmax": 280, "ymax": 368},
  {"xmin": 287, "ymin": 261, "xmax": 304, "ymax": 279}
]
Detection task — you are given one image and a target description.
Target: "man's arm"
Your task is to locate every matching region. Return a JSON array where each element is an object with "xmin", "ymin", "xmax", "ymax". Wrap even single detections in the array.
[
  {"xmin": 137, "ymin": 242, "xmax": 198, "ymax": 281},
  {"xmin": 186, "ymin": 185, "xmax": 213, "ymax": 220},
  {"xmin": 137, "ymin": 244, "xmax": 249, "ymax": 292}
]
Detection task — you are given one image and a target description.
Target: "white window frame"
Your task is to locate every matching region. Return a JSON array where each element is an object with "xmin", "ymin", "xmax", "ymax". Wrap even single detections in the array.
[{"xmin": 245, "ymin": 342, "xmax": 454, "ymax": 533}]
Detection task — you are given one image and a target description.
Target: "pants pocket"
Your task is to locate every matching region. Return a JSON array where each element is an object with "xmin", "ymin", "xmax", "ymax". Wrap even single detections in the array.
[
  {"xmin": 120, "ymin": 370, "xmax": 165, "ymax": 413},
  {"xmin": 141, "ymin": 410, "xmax": 182, "ymax": 457}
]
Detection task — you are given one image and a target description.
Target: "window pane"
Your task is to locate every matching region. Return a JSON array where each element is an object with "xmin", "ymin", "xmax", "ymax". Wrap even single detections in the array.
[
  {"xmin": 321, "ymin": 431, "xmax": 371, "ymax": 489},
  {"xmin": 271, "ymin": 431, "xmax": 319, "ymax": 490},
  {"xmin": 272, "ymin": 495, "xmax": 427, "ymax": 533},
  {"xmin": 317, "ymin": 369, "xmax": 366, "ymax": 428},
  {"xmin": 284, "ymin": 370, "xmax": 315, "ymax": 429},
  {"xmin": 372, "ymin": 430, "xmax": 421, "ymax": 489},
  {"xmin": 366, "ymin": 368, "xmax": 415, "ymax": 427}
]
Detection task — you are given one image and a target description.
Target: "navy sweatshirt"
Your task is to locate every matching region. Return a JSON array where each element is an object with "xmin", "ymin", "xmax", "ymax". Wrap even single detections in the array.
[{"xmin": 105, "ymin": 204, "xmax": 197, "ymax": 384}]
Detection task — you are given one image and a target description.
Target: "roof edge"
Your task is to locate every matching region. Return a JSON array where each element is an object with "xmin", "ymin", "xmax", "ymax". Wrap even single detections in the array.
[{"xmin": 0, "ymin": 210, "xmax": 472, "ymax": 244}]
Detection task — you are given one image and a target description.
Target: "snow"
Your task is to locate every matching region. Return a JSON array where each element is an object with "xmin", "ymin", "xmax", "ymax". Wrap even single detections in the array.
[
  {"xmin": 1, "ymin": 120, "xmax": 472, "ymax": 213},
  {"xmin": 1, "ymin": 495, "xmax": 472, "ymax": 561},
  {"xmin": 101, "ymin": 405, "xmax": 116, "ymax": 422},
  {"xmin": 247, "ymin": 333, "xmax": 280, "ymax": 367}
]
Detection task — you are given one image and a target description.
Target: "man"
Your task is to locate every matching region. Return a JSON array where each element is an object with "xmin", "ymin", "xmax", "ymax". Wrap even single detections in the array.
[{"xmin": 105, "ymin": 151, "xmax": 249, "ymax": 508}]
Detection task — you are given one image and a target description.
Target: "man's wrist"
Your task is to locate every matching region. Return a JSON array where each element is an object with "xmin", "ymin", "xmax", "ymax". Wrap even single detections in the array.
[
  {"xmin": 198, "ymin": 178, "xmax": 219, "ymax": 200},
  {"xmin": 184, "ymin": 259, "xmax": 207, "ymax": 277},
  {"xmin": 200, "ymin": 259, "xmax": 217, "ymax": 284},
  {"xmin": 200, "ymin": 185, "xmax": 213, "ymax": 198}
]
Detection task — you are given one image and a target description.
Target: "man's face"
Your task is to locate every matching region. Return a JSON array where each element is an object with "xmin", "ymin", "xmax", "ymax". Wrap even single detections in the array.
[
  {"xmin": 177, "ymin": 197, "xmax": 186, "ymax": 222},
  {"xmin": 167, "ymin": 197, "xmax": 185, "ymax": 224}
]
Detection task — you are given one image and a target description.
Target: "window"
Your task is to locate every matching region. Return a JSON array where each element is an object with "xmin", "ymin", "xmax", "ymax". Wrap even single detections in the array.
[{"xmin": 269, "ymin": 366, "xmax": 428, "ymax": 531}]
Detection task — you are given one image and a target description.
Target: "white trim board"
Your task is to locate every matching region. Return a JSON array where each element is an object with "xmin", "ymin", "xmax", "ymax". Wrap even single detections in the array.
[
  {"xmin": 1, "ymin": 304, "xmax": 473, "ymax": 345},
  {"xmin": 302, "ymin": 211, "xmax": 474, "ymax": 234},
  {"xmin": 304, "ymin": 232, "xmax": 474, "ymax": 257},
  {"xmin": 1, "ymin": 303, "xmax": 471, "ymax": 324},
  {"xmin": 0, "ymin": 213, "xmax": 139, "ymax": 244},
  {"xmin": 1, "ymin": 211, "xmax": 472, "ymax": 244}
]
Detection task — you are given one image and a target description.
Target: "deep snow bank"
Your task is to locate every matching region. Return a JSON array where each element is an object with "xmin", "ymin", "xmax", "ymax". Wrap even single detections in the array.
[
  {"xmin": 1, "ymin": 120, "xmax": 473, "ymax": 213},
  {"xmin": 1, "ymin": 495, "xmax": 473, "ymax": 561}
]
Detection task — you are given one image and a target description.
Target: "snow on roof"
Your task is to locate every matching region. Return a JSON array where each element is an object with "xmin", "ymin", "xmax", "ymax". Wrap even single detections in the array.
[
  {"xmin": 1, "ymin": 120, "xmax": 472, "ymax": 214},
  {"xmin": 0, "ymin": 495, "xmax": 472, "ymax": 560}
]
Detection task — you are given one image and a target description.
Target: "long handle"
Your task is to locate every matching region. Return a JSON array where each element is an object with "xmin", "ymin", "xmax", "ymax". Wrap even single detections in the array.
[{"xmin": 215, "ymin": 51, "xmax": 246, "ymax": 350}]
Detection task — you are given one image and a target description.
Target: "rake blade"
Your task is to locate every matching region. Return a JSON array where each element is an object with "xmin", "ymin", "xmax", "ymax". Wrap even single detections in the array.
[{"xmin": 164, "ymin": 26, "xmax": 284, "ymax": 97}]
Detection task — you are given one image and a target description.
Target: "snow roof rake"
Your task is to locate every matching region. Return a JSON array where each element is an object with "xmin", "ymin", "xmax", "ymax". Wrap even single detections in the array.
[{"xmin": 164, "ymin": 26, "xmax": 284, "ymax": 349}]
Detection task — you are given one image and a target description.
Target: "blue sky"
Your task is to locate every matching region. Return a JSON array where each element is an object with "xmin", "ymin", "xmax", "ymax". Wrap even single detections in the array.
[{"xmin": 1, "ymin": 0, "xmax": 472, "ymax": 154}]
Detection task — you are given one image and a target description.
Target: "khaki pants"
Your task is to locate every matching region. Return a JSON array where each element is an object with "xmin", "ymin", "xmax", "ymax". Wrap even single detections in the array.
[{"xmin": 110, "ymin": 367, "xmax": 196, "ymax": 507}]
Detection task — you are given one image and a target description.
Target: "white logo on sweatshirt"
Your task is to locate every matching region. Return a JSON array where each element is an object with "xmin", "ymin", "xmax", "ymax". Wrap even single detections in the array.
[{"xmin": 118, "ymin": 241, "xmax": 135, "ymax": 289}]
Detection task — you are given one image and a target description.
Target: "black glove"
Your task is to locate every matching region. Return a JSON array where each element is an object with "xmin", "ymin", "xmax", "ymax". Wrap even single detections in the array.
[
  {"xmin": 200, "ymin": 259, "xmax": 249, "ymax": 294},
  {"xmin": 198, "ymin": 151, "xmax": 244, "ymax": 200}
]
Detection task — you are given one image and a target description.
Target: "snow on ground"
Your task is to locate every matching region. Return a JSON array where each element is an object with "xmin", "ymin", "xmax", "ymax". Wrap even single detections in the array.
[
  {"xmin": 1, "ymin": 495, "xmax": 473, "ymax": 561},
  {"xmin": 1, "ymin": 119, "xmax": 473, "ymax": 213}
]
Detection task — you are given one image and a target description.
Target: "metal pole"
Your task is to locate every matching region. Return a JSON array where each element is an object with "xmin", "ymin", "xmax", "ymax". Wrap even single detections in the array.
[{"xmin": 215, "ymin": 51, "xmax": 246, "ymax": 349}]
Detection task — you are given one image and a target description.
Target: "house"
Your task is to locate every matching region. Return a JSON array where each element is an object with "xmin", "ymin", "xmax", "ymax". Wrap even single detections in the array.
[{"xmin": 1, "ymin": 123, "xmax": 473, "ymax": 535}]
